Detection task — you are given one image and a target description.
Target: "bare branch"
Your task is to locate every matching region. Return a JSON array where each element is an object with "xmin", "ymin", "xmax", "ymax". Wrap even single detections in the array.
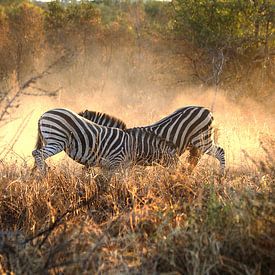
[
  {"xmin": 0, "ymin": 51, "xmax": 72, "ymax": 122},
  {"xmin": 22, "ymin": 86, "xmax": 62, "ymax": 97}
]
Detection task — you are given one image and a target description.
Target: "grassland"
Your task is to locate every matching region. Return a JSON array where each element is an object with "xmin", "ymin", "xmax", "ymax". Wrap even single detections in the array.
[
  {"xmin": 0, "ymin": 136, "xmax": 274, "ymax": 274},
  {"xmin": 0, "ymin": 1, "xmax": 274, "ymax": 273}
]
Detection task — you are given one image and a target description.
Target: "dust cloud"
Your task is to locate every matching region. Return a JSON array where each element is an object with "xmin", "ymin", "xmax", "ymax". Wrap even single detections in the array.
[{"xmin": 0, "ymin": 50, "xmax": 274, "ymax": 171}]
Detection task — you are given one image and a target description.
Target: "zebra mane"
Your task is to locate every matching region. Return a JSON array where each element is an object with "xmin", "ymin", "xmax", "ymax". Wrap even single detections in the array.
[
  {"xmin": 126, "ymin": 127, "xmax": 177, "ymax": 149},
  {"xmin": 78, "ymin": 109, "xmax": 127, "ymax": 130}
]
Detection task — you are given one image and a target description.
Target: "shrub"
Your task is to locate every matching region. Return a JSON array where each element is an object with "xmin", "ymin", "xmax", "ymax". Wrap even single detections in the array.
[{"xmin": 172, "ymin": 0, "xmax": 274, "ymax": 98}]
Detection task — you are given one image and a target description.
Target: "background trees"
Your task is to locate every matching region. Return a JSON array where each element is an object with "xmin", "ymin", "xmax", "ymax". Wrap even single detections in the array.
[
  {"xmin": 0, "ymin": 2, "xmax": 44, "ymax": 82},
  {"xmin": 0, "ymin": 0, "xmax": 274, "ymax": 104},
  {"xmin": 172, "ymin": 0, "xmax": 274, "ymax": 98}
]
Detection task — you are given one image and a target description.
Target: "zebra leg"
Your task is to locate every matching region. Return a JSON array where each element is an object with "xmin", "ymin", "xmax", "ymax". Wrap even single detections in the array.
[
  {"xmin": 203, "ymin": 144, "xmax": 225, "ymax": 174},
  {"xmin": 187, "ymin": 146, "xmax": 202, "ymax": 173},
  {"xmin": 190, "ymin": 130, "xmax": 225, "ymax": 174},
  {"xmin": 32, "ymin": 144, "xmax": 63, "ymax": 174}
]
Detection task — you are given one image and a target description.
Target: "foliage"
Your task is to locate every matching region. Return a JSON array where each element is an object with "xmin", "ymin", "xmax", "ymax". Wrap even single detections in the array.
[
  {"xmin": 0, "ymin": 0, "xmax": 26, "ymax": 5},
  {"xmin": 45, "ymin": 1, "xmax": 100, "ymax": 31},
  {"xmin": 0, "ymin": 0, "xmax": 274, "ymax": 100},
  {"xmin": 144, "ymin": 1, "xmax": 173, "ymax": 33},
  {"xmin": 172, "ymin": 0, "xmax": 274, "ymax": 97},
  {"xmin": 45, "ymin": 1, "xmax": 101, "ymax": 49},
  {"xmin": 0, "ymin": 2, "xmax": 44, "ymax": 83},
  {"xmin": 173, "ymin": 0, "xmax": 274, "ymax": 51}
]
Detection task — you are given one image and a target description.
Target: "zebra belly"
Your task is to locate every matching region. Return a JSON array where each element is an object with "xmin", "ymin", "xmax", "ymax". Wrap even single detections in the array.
[{"xmin": 65, "ymin": 147, "xmax": 125, "ymax": 170}]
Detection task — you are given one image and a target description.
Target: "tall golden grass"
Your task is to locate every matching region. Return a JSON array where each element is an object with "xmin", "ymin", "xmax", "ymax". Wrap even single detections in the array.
[
  {"xmin": 0, "ymin": 1, "xmax": 274, "ymax": 273},
  {"xmin": 0, "ymin": 135, "xmax": 274, "ymax": 274}
]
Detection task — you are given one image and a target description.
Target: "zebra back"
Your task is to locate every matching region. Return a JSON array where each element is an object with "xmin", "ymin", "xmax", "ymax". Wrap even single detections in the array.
[
  {"xmin": 141, "ymin": 106, "xmax": 213, "ymax": 154},
  {"xmin": 78, "ymin": 109, "xmax": 127, "ymax": 130}
]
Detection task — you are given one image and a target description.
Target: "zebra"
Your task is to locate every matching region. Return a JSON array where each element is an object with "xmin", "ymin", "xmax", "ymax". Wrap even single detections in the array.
[
  {"xmin": 77, "ymin": 110, "xmax": 178, "ymax": 166},
  {"xmin": 79, "ymin": 106, "xmax": 225, "ymax": 174},
  {"xmin": 32, "ymin": 108, "xmax": 177, "ymax": 173}
]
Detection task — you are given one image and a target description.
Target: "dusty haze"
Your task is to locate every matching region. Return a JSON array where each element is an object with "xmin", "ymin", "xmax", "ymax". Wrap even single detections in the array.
[{"xmin": 1, "ymin": 48, "xmax": 274, "ymax": 171}]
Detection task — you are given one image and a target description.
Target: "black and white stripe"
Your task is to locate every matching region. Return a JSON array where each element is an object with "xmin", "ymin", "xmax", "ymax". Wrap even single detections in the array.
[
  {"xmin": 32, "ymin": 108, "xmax": 177, "ymax": 173},
  {"xmin": 79, "ymin": 106, "xmax": 225, "ymax": 173},
  {"xmin": 126, "ymin": 127, "xmax": 177, "ymax": 166},
  {"xmin": 141, "ymin": 106, "xmax": 225, "ymax": 173}
]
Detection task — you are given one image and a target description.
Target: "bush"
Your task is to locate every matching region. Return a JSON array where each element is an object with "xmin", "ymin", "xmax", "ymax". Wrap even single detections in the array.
[
  {"xmin": 45, "ymin": 1, "xmax": 101, "ymax": 49},
  {"xmin": 172, "ymin": 0, "xmax": 274, "ymax": 98},
  {"xmin": 0, "ymin": 2, "xmax": 44, "ymax": 83}
]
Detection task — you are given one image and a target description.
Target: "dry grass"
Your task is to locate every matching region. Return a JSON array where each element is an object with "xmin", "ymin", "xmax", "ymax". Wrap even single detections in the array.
[{"xmin": 0, "ymin": 138, "xmax": 274, "ymax": 274}]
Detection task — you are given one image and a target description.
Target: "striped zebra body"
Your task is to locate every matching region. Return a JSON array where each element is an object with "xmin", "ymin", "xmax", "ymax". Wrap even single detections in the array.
[
  {"xmin": 32, "ymin": 108, "xmax": 177, "ymax": 173},
  {"xmin": 77, "ymin": 110, "xmax": 177, "ymax": 165},
  {"xmin": 140, "ymin": 106, "xmax": 225, "ymax": 172},
  {"xmin": 126, "ymin": 128, "xmax": 177, "ymax": 166},
  {"xmin": 79, "ymin": 106, "xmax": 225, "ymax": 173}
]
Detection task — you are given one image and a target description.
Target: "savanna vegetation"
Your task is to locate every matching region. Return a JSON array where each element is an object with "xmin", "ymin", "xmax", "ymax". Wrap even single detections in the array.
[{"xmin": 0, "ymin": 0, "xmax": 274, "ymax": 273}]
